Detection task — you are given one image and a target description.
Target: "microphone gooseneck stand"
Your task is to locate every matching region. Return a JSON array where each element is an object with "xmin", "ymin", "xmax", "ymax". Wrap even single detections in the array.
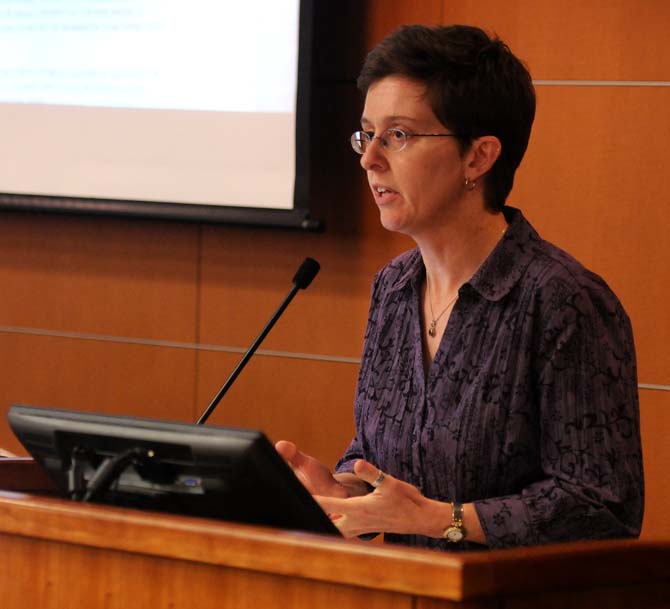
[{"xmin": 196, "ymin": 257, "xmax": 320, "ymax": 425}]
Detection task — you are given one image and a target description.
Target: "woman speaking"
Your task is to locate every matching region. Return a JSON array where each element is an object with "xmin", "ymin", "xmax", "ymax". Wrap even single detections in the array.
[{"xmin": 277, "ymin": 24, "xmax": 643, "ymax": 551}]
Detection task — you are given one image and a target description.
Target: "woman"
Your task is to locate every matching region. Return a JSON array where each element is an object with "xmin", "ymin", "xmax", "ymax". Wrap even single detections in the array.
[{"xmin": 277, "ymin": 24, "xmax": 643, "ymax": 551}]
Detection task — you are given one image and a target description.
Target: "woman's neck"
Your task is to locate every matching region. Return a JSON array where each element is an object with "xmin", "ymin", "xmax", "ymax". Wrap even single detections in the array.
[{"xmin": 417, "ymin": 207, "xmax": 508, "ymax": 300}]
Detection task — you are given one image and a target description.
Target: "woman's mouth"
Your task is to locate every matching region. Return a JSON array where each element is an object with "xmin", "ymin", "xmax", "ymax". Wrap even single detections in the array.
[{"xmin": 372, "ymin": 184, "xmax": 399, "ymax": 205}]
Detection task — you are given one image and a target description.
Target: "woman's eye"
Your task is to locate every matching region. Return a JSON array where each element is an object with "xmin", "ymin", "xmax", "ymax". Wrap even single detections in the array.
[{"xmin": 388, "ymin": 129, "xmax": 405, "ymax": 139}]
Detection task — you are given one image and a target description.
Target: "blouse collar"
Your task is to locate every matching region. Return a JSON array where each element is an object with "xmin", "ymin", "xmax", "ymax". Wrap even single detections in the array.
[{"xmin": 387, "ymin": 207, "xmax": 541, "ymax": 302}]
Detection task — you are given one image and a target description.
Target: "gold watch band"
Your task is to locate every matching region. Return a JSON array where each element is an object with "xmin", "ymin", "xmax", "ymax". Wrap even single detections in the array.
[{"xmin": 443, "ymin": 501, "xmax": 466, "ymax": 543}]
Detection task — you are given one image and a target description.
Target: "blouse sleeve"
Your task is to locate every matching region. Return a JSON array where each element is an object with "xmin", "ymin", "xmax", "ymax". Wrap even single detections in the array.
[{"xmin": 473, "ymin": 277, "xmax": 644, "ymax": 548}]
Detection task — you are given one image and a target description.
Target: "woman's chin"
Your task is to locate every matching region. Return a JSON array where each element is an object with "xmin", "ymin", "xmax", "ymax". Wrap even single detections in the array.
[{"xmin": 378, "ymin": 209, "xmax": 412, "ymax": 235}]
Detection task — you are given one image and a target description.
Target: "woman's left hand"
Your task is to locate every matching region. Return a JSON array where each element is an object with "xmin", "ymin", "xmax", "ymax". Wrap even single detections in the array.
[{"xmin": 315, "ymin": 459, "xmax": 448, "ymax": 538}]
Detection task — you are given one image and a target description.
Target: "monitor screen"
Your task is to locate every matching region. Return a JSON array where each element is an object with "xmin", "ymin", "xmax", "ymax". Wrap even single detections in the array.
[{"xmin": 8, "ymin": 404, "xmax": 339, "ymax": 535}]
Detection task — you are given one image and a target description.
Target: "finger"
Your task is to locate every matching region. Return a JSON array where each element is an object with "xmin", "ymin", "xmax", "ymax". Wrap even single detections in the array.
[
  {"xmin": 315, "ymin": 497, "xmax": 355, "ymax": 535},
  {"xmin": 276, "ymin": 441, "xmax": 315, "ymax": 475},
  {"xmin": 276, "ymin": 441, "xmax": 316, "ymax": 473},
  {"xmin": 326, "ymin": 513, "xmax": 354, "ymax": 537},
  {"xmin": 275, "ymin": 440, "xmax": 297, "ymax": 463},
  {"xmin": 315, "ymin": 496, "xmax": 375, "ymax": 539},
  {"xmin": 315, "ymin": 494, "xmax": 363, "ymax": 517},
  {"xmin": 314, "ymin": 496, "xmax": 344, "ymax": 523},
  {"xmin": 353, "ymin": 459, "xmax": 389, "ymax": 488}
]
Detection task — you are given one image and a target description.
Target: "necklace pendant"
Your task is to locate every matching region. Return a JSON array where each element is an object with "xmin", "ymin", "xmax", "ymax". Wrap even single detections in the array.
[{"xmin": 428, "ymin": 320, "xmax": 437, "ymax": 337}]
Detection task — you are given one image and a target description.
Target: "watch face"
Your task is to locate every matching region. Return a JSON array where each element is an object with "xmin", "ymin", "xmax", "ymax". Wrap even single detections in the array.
[{"xmin": 445, "ymin": 527, "xmax": 464, "ymax": 542}]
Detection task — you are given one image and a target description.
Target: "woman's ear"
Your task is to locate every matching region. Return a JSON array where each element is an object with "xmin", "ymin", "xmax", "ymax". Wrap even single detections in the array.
[{"xmin": 466, "ymin": 135, "xmax": 502, "ymax": 180}]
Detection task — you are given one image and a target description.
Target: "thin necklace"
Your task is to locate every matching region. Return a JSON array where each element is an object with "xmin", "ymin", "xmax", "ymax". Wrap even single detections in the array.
[
  {"xmin": 426, "ymin": 278, "xmax": 457, "ymax": 338},
  {"xmin": 425, "ymin": 224, "xmax": 508, "ymax": 339}
]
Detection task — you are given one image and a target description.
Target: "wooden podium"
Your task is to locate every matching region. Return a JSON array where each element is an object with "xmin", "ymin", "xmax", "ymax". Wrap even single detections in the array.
[{"xmin": 1, "ymin": 459, "xmax": 668, "ymax": 609}]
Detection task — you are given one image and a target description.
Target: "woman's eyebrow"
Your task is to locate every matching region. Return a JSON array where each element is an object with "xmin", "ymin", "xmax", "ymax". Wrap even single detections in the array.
[{"xmin": 360, "ymin": 114, "xmax": 419, "ymax": 127}]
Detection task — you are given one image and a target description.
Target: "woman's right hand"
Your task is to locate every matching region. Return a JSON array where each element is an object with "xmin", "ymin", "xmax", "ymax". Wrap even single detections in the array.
[{"xmin": 275, "ymin": 440, "xmax": 350, "ymax": 498}]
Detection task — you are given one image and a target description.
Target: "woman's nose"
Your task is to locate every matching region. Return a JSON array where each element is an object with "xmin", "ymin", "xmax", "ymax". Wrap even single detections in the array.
[{"xmin": 359, "ymin": 137, "xmax": 388, "ymax": 171}]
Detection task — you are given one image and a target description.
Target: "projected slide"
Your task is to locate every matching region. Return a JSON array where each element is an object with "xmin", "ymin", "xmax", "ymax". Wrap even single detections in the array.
[{"xmin": 0, "ymin": 0, "xmax": 303, "ymax": 213}]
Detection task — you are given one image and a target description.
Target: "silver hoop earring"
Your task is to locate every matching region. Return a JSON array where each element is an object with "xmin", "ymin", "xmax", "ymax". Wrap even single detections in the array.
[{"xmin": 465, "ymin": 177, "xmax": 477, "ymax": 191}]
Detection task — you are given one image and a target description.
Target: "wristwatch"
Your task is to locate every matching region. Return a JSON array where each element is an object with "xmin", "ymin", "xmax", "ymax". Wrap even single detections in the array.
[{"xmin": 443, "ymin": 501, "xmax": 466, "ymax": 543}]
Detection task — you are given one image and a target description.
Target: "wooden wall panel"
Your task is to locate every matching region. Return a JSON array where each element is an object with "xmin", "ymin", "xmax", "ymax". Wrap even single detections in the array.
[
  {"xmin": 198, "ymin": 225, "xmax": 370, "ymax": 358},
  {"xmin": 0, "ymin": 333, "xmax": 197, "ymax": 455},
  {"xmin": 363, "ymin": 0, "xmax": 444, "ymax": 49},
  {"xmin": 0, "ymin": 212, "xmax": 199, "ymax": 341},
  {"xmin": 442, "ymin": 0, "xmax": 670, "ymax": 80},
  {"xmin": 196, "ymin": 352, "xmax": 358, "ymax": 469},
  {"xmin": 512, "ymin": 85, "xmax": 669, "ymax": 383},
  {"xmin": 639, "ymin": 389, "xmax": 670, "ymax": 540}
]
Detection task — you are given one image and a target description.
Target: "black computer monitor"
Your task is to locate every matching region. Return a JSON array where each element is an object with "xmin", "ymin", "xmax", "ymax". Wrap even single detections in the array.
[{"xmin": 8, "ymin": 404, "xmax": 339, "ymax": 536}]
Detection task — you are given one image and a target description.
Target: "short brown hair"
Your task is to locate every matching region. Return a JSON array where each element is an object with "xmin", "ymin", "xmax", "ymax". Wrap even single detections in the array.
[{"xmin": 358, "ymin": 25, "xmax": 536, "ymax": 212}]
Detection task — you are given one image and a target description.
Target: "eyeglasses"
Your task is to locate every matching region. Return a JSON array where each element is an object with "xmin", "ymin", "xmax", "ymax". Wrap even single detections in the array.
[{"xmin": 350, "ymin": 128, "xmax": 464, "ymax": 154}]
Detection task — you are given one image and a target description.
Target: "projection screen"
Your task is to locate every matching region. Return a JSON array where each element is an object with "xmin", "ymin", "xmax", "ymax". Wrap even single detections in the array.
[{"xmin": 0, "ymin": 0, "xmax": 318, "ymax": 228}]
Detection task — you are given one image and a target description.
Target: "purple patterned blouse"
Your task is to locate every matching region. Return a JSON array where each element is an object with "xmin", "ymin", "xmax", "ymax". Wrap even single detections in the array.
[{"xmin": 336, "ymin": 207, "xmax": 644, "ymax": 551}]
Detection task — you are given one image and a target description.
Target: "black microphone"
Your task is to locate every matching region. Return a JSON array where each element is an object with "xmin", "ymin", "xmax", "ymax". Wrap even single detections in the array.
[{"xmin": 196, "ymin": 257, "xmax": 320, "ymax": 425}]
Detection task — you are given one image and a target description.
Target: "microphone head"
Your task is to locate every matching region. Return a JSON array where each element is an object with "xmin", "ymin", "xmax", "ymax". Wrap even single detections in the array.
[{"xmin": 293, "ymin": 257, "xmax": 320, "ymax": 289}]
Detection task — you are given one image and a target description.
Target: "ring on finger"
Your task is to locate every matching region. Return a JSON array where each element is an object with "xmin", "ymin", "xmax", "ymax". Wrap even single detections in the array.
[{"xmin": 371, "ymin": 470, "xmax": 386, "ymax": 488}]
